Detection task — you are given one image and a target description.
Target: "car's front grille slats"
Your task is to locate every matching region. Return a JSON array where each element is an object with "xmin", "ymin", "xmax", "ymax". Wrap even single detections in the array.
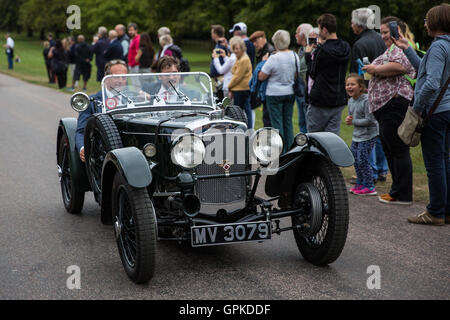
[{"xmin": 195, "ymin": 131, "xmax": 248, "ymax": 205}]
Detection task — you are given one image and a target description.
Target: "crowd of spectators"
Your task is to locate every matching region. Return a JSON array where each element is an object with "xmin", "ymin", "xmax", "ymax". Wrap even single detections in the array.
[
  {"xmin": 38, "ymin": 3, "xmax": 449, "ymax": 225},
  {"xmin": 206, "ymin": 4, "xmax": 449, "ymax": 225}
]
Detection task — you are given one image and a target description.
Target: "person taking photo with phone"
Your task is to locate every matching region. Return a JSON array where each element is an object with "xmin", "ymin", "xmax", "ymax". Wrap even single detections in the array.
[{"xmin": 362, "ymin": 16, "xmax": 416, "ymax": 206}]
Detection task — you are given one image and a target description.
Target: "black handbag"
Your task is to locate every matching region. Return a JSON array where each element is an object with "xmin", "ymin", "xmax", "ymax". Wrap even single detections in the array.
[{"xmin": 293, "ymin": 51, "xmax": 305, "ymax": 97}]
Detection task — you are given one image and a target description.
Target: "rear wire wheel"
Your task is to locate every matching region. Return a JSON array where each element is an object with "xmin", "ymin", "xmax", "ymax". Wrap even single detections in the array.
[
  {"xmin": 292, "ymin": 158, "xmax": 349, "ymax": 266},
  {"xmin": 58, "ymin": 134, "xmax": 85, "ymax": 214}
]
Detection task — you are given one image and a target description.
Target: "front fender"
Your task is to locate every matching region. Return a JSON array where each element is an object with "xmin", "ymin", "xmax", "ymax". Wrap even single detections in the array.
[
  {"xmin": 265, "ymin": 132, "xmax": 354, "ymax": 197},
  {"xmin": 57, "ymin": 118, "xmax": 78, "ymax": 156},
  {"xmin": 304, "ymin": 132, "xmax": 354, "ymax": 167},
  {"xmin": 100, "ymin": 147, "xmax": 152, "ymax": 225},
  {"xmin": 103, "ymin": 147, "xmax": 152, "ymax": 189}
]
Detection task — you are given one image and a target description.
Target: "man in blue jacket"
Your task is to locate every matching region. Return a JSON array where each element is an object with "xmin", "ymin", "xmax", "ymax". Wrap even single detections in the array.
[
  {"xmin": 104, "ymin": 30, "xmax": 124, "ymax": 63},
  {"xmin": 93, "ymin": 26, "xmax": 110, "ymax": 82},
  {"xmin": 75, "ymin": 60, "xmax": 128, "ymax": 162}
]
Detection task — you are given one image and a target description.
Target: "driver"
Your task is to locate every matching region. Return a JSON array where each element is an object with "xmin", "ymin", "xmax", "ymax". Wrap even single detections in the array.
[{"xmin": 75, "ymin": 59, "xmax": 128, "ymax": 162}]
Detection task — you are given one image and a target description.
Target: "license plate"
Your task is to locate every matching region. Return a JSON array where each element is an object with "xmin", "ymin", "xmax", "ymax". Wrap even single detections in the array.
[{"xmin": 191, "ymin": 221, "xmax": 272, "ymax": 247}]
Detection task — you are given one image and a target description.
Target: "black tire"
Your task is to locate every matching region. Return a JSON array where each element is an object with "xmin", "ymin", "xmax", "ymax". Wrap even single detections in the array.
[
  {"xmin": 112, "ymin": 172, "xmax": 157, "ymax": 284},
  {"xmin": 84, "ymin": 114, "xmax": 123, "ymax": 195},
  {"xmin": 225, "ymin": 105, "xmax": 247, "ymax": 125},
  {"xmin": 58, "ymin": 134, "xmax": 85, "ymax": 214},
  {"xmin": 292, "ymin": 158, "xmax": 349, "ymax": 266}
]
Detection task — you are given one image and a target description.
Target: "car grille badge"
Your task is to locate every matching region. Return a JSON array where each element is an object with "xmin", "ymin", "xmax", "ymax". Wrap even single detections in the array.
[{"xmin": 219, "ymin": 160, "xmax": 232, "ymax": 173}]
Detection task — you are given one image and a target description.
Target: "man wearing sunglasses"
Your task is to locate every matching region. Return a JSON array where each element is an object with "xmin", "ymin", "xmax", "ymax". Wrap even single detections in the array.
[{"xmin": 75, "ymin": 59, "xmax": 128, "ymax": 162}]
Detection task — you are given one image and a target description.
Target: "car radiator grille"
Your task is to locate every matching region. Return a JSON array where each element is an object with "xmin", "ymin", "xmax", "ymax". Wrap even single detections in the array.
[{"xmin": 195, "ymin": 131, "xmax": 248, "ymax": 204}]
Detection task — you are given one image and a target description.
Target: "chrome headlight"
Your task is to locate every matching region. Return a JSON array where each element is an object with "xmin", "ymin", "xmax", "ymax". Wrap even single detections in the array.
[
  {"xmin": 295, "ymin": 133, "xmax": 308, "ymax": 146},
  {"xmin": 251, "ymin": 128, "xmax": 283, "ymax": 164},
  {"xmin": 171, "ymin": 134, "xmax": 206, "ymax": 169},
  {"xmin": 70, "ymin": 92, "xmax": 90, "ymax": 112}
]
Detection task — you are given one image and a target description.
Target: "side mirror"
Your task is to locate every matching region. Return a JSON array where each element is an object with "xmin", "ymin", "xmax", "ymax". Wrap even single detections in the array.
[
  {"xmin": 70, "ymin": 92, "xmax": 90, "ymax": 112},
  {"xmin": 221, "ymin": 97, "xmax": 231, "ymax": 109}
]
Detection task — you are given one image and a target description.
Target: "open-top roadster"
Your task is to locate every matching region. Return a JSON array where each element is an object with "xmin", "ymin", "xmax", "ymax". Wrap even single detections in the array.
[{"xmin": 56, "ymin": 72, "xmax": 354, "ymax": 284}]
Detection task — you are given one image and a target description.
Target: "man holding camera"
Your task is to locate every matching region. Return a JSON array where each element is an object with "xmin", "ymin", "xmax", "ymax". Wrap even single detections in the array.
[
  {"xmin": 306, "ymin": 14, "xmax": 350, "ymax": 135},
  {"xmin": 210, "ymin": 25, "xmax": 229, "ymax": 101}
]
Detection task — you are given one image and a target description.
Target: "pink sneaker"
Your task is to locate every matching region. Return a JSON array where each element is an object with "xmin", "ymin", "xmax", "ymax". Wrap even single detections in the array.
[
  {"xmin": 349, "ymin": 185, "xmax": 363, "ymax": 194},
  {"xmin": 354, "ymin": 187, "xmax": 377, "ymax": 196}
]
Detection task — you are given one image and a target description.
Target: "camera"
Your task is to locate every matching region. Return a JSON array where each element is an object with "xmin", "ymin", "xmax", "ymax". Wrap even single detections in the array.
[
  {"xmin": 214, "ymin": 49, "xmax": 222, "ymax": 55},
  {"xmin": 308, "ymin": 37, "xmax": 317, "ymax": 45},
  {"xmin": 389, "ymin": 21, "xmax": 400, "ymax": 40}
]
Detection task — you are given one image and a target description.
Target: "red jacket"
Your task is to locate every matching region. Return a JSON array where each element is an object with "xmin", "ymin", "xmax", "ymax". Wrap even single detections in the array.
[{"xmin": 128, "ymin": 34, "xmax": 140, "ymax": 67}]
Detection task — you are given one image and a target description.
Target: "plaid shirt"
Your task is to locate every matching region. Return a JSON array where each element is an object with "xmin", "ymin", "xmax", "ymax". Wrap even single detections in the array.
[{"xmin": 368, "ymin": 45, "xmax": 415, "ymax": 113}]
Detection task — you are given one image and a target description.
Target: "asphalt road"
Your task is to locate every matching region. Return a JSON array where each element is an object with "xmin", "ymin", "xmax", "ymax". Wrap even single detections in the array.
[{"xmin": 0, "ymin": 73, "xmax": 448, "ymax": 300}]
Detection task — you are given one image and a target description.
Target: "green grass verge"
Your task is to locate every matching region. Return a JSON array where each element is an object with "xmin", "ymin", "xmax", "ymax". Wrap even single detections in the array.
[{"xmin": 0, "ymin": 33, "xmax": 429, "ymax": 203}]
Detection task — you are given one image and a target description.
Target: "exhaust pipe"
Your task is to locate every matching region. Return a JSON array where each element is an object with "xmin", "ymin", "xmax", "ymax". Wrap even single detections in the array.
[{"xmin": 183, "ymin": 194, "xmax": 201, "ymax": 217}]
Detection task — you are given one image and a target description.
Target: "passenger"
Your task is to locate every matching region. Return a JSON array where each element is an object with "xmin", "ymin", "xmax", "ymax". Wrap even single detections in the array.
[{"xmin": 143, "ymin": 56, "xmax": 201, "ymax": 103}]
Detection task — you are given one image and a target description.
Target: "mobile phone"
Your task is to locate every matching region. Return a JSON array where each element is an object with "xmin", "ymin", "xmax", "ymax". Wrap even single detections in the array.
[
  {"xmin": 389, "ymin": 21, "xmax": 399, "ymax": 40},
  {"xmin": 308, "ymin": 37, "xmax": 317, "ymax": 45},
  {"xmin": 214, "ymin": 49, "xmax": 222, "ymax": 55}
]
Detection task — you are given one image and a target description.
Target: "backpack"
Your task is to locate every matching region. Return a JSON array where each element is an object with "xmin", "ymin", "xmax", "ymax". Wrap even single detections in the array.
[{"xmin": 168, "ymin": 44, "xmax": 190, "ymax": 72}]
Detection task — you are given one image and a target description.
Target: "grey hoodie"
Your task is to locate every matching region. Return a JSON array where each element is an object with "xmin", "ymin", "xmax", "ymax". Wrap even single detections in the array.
[
  {"xmin": 404, "ymin": 35, "xmax": 450, "ymax": 115},
  {"xmin": 348, "ymin": 93, "xmax": 378, "ymax": 142}
]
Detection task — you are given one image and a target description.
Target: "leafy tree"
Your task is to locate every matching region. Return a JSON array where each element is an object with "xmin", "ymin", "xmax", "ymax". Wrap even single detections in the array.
[
  {"xmin": 0, "ymin": 0, "xmax": 26, "ymax": 33},
  {"xmin": 3, "ymin": 0, "xmax": 444, "ymax": 48}
]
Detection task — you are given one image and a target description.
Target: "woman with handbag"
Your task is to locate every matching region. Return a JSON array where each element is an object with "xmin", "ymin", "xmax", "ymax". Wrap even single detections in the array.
[
  {"xmin": 393, "ymin": 4, "xmax": 450, "ymax": 225},
  {"xmin": 258, "ymin": 30, "xmax": 301, "ymax": 154},
  {"xmin": 362, "ymin": 17, "xmax": 416, "ymax": 205}
]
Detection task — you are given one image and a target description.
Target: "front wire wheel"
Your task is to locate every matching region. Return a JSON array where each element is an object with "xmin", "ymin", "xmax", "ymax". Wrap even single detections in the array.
[
  {"xmin": 291, "ymin": 183, "xmax": 323, "ymax": 237},
  {"xmin": 292, "ymin": 159, "xmax": 349, "ymax": 266},
  {"xmin": 84, "ymin": 114, "xmax": 123, "ymax": 195},
  {"xmin": 112, "ymin": 172, "xmax": 157, "ymax": 284}
]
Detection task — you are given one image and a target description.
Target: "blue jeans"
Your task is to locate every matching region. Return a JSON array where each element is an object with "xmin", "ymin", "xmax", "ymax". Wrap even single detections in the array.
[
  {"xmin": 266, "ymin": 95, "xmax": 295, "ymax": 153},
  {"xmin": 369, "ymin": 136, "xmax": 388, "ymax": 179},
  {"xmin": 295, "ymin": 96, "xmax": 308, "ymax": 133},
  {"xmin": 421, "ymin": 110, "xmax": 450, "ymax": 218},
  {"xmin": 232, "ymin": 90, "xmax": 253, "ymax": 129},
  {"xmin": 6, "ymin": 51, "xmax": 13, "ymax": 69}
]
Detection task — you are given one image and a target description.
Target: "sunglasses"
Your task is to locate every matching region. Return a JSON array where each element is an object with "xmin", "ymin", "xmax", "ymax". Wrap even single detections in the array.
[{"xmin": 108, "ymin": 59, "xmax": 127, "ymax": 66}]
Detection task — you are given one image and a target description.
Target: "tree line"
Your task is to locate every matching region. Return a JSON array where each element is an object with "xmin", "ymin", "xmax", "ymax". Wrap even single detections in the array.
[{"xmin": 0, "ymin": 0, "xmax": 444, "ymax": 48}]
